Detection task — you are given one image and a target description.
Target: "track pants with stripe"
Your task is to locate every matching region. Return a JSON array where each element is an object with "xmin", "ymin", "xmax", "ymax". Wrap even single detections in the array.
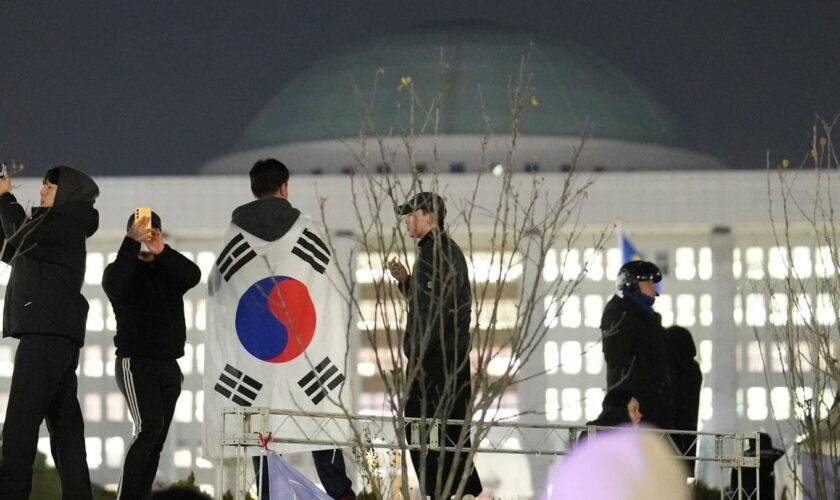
[
  {"xmin": 115, "ymin": 357, "xmax": 182, "ymax": 500},
  {"xmin": 0, "ymin": 334, "xmax": 92, "ymax": 500}
]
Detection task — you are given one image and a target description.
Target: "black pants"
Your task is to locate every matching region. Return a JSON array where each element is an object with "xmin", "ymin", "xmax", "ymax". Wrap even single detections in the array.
[
  {"xmin": 253, "ymin": 449, "xmax": 355, "ymax": 499},
  {"xmin": 0, "ymin": 334, "xmax": 91, "ymax": 500},
  {"xmin": 115, "ymin": 357, "xmax": 182, "ymax": 500}
]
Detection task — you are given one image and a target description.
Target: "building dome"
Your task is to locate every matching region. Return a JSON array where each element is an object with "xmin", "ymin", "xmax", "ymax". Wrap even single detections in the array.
[{"xmin": 202, "ymin": 23, "xmax": 726, "ymax": 174}]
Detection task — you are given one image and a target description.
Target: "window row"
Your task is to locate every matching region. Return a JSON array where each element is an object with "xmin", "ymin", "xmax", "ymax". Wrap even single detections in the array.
[
  {"xmin": 543, "ymin": 247, "xmax": 713, "ymax": 282},
  {"xmin": 736, "ymin": 340, "xmax": 838, "ymax": 374},
  {"xmin": 734, "ymin": 293, "xmax": 838, "ymax": 327},
  {"xmin": 544, "ymin": 387, "xmax": 714, "ymax": 423},
  {"xmin": 544, "ymin": 293, "xmax": 714, "ymax": 329},
  {"xmin": 354, "ymin": 251, "xmax": 524, "ymax": 285},
  {"xmin": 543, "ymin": 340, "xmax": 713, "ymax": 376},
  {"xmin": 734, "ymin": 246, "xmax": 838, "ymax": 280},
  {"xmin": 737, "ymin": 387, "xmax": 835, "ymax": 421}
]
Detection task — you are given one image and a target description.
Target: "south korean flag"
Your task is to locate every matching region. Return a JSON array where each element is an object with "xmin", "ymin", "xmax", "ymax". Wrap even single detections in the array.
[{"xmin": 203, "ymin": 214, "xmax": 350, "ymax": 457}]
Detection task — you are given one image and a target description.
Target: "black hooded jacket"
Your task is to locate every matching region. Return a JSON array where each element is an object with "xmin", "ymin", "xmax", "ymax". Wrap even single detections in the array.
[
  {"xmin": 0, "ymin": 166, "xmax": 99, "ymax": 345},
  {"xmin": 102, "ymin": 237, "xmax": 201, "ymax": 360},
  {"xmin": 230, "ymin": 197, "xmax": 301, "ymax": 241}
]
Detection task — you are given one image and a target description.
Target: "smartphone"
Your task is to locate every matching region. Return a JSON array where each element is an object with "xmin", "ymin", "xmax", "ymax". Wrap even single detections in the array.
[{"xmin": 134, "ymin": 207, "xmax": 152, "ymax": 232}]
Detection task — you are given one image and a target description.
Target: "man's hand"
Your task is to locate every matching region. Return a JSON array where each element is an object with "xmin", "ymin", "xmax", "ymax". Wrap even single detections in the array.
[
  {"xmin": 387, "ymin": 258, "xmax": 408, "ymax": 284},
  {"xmin": 0, "ymin": 171, "xmax": 12, "ymax": 195},
  {"xmin": 146, "ymin": 228, "xmax": 165, "ymax": 255},
  {"xmin": 127, "ymin": 217, "xmax": 152, "ymax": 243}
]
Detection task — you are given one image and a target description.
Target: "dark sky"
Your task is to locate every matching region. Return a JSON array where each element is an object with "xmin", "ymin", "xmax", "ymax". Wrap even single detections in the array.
[{"xmin": 2, "ymin": 1, "xmax": 839, "ymax": 176}]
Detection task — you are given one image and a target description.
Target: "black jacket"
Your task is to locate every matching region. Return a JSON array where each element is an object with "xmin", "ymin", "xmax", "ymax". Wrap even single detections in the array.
[
  {"xmin": 103, "ymin": 237, "xmax": 201, "ymax": 360},
  {"xmin": 600, "ymin": 293, "xmax": 672, "ymax": 428},
  {"xmin": 666, "ymin": 326, "xmax": 702, "ymax": 453},
  {"xmin": 400, "ymin": 230, "xmax": 473, "ymax": 420},
  {"xmin": 0, "ymin": 167, "xmax": 99, "ymax": 345},
  {"xmin": 231, "ymin": 197, "xmax": 300, "ymax": 241}
]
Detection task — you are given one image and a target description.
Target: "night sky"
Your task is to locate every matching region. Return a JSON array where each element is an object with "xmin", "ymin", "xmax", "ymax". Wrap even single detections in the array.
[{"xmin": 2, "ymin": 1, "xmax": 839, "ymax": 176}]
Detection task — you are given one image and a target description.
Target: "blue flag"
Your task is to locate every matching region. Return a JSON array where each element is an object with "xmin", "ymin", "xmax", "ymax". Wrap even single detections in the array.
[
  {"xmin": 618, "ymin": 229, "xmax": 662, "ymax": 293},
  {"xmin": 266, "ymin": 451, "xmax": 332, "ymax": 500}
]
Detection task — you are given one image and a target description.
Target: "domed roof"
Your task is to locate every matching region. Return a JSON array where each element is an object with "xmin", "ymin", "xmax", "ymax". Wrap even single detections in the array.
[{"xmin": 235, "ymin": 23, "xmax": 687, "ymax": 152}]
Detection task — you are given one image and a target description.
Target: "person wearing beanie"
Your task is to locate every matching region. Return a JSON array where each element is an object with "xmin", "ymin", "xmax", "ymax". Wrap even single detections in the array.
[
  {"xmin": 102, "ymin": 211, "xmax": 201, "ymax": 500},
  {"xmin": 0, "ymin": 166, "xmax": 99, "ymax": 499},
  {"xmin": 600, "ymin": 260, "xmax": 673, "ymax": 429}
]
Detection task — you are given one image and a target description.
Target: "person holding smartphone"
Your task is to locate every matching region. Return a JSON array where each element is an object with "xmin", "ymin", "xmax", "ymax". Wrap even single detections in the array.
[
  {"xmin": 0, "ymin": 165, "xmax": 99, "ymax": 499},
  {"xmin": 102, "ymin": 210, "xmax": 201, "ymax": 500}
]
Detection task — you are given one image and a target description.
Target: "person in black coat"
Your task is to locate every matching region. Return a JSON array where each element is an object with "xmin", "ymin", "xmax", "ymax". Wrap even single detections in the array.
[
  {"xmin": 600, "ymin": 260, "xmax": 672, "ymax": 429},
  {"xmin": 0, "ymin": 166, "xmax": 99, "ymax": 500},
  {"xmin": 103, "ymin": 211, "xmax": 201, "ymax": 500},
  {"xmin": 729, "ymin": 432, "xmax": 784, "ymax": 499},
  {"xmin": 388, "ymin": 192, "xmax": 482, "ymax": 498},
  {"xmin": 577, "ymin": 388, "xmax": 643, "ymax": 447},
  {"xmin": 666, "ymin": 325, "xmax": 702, "ymax": 476}
]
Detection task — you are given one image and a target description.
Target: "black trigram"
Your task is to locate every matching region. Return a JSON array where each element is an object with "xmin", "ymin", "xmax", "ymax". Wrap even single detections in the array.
[
  {"xmin": 297, "ymin": 357, "xmax": 344, "ymax": 405},
  {"xmin": 217, "ymin": 233, "xmax": 256, "ymax": 281},
  {"xmin": 292, "ymin": 228, "xmax": 330, "ymax": 274},
  {"xmin": 214, "ymin": 364, "xmax": 263, "ymax": 406}
]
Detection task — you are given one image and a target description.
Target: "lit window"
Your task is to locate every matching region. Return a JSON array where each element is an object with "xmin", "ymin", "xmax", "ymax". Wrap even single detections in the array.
[
  {"xmin": 357, "ymin": 361, "xmax": 376, "ymax": 377},
  {"xmin": 698, "ymin": 340, "xmax": 712, "ymax": 374},
  {"xmin": 605, "ymin": 248, "xmax": 621, "ymax": 281},
  {"xmin": 675, "ymin": 248, "xmax": 696, "ymax": 280},
  {"xmin": 791, "ymin": 246, "xmax": 812, "ymax": 278},
  {"xmin": 560, "ymin": 342, "xmax": 582, "ymax": 374},
  {"xmin": 699, "ymin": 388, "xmax": 713, "ymax": 421},
  {"xmin": 199, "ymin": 486, "xmax": 215, "ymax": 497},
  {"xmin": 0, "ymin": 262, "xmax": 10, "ymax": 285},
  {"xmin": 0, "ymin": 346, "xmax": 13, "ymax": 377},
  {"xmin": 676, "ymin": 294, "xmax": 696, "ymax": 327},
  {"xmin": 174, "ymin": 448, "xmax": 193, "ymax": 468},
  {"xmin": 814, "ymin": 246, "xmax": 835, "ymax": 278},
  {"xmin": 583, "ymin": 295, "xmax": 604, "ymax": 328},
  {"xmin": 84, "ymin": 394, "xmax": 102, "ymax": 422},
  {"xmin": 86, "ymin": 437, "xmax": 102, "ymax": 469},
  {"xmin": 543, "ymin": 295, "xmax": 559, "ymax": 329},
  {"xmin": 585, "ymin": 388, "xmax": 604, "ymax": 421},
  {"xmin": 736, "ymin": 388, "xmax": 744, "ymax": 418},
  {"xmin": 195, "ymin": 299, "xmax": 206, "ymax": 331},
  {"xmin": 85, "ymin": 253, "xmax": 105, "ymax": 284},
  {"xmin": 746, "ymin": 341, "xmax": 764, "ymax": 373},
  {"xmin": 792, "ymin": 294, "xmax": 812, "ymax": 326},
  {"xmin": 654, "ymin": 294, "xmax": 673, "ymax": 327},
  {"xmin": 798, "ymin": 342, "xmax": 813, "ymax": 373},
  {"xmin": 745, "ymin": 247, "xmax": 764, "ymax": 280},
  {"xmin": 106, "ymin": 302, "xmax": 116, "ymax": 331},
  {"xmin": 197, "ymin": 251, "xmax": 217, "ymax": 284},
  {"xmin": 542, "ymin": 249, "xmax": 558, "ymax": 282},
  {"xmin": 560, "ymin": 249, "xmax": 582, "ymax": 281},
  {"xmin": 746, "ymin": 387, "xmax": 768, "ymax": 421},
  {"xmin": 560, "ymin": 295, "xmax": 581, "ymax": 328},
  {"xmin": 174, "ymin": 391, "xmax": 193, "ymax": 423},
  {"xmin": 545, "ymin": 388, "xmax": 559, "ymax": 422},
  {"xmin": 544, "ymin": 341, "xmax": 559, "ymax": 375},
  {"xmin": 184, "ymin": 299, "xmax": 194, "ymax": 330},
  {"xmin": 732, "ymin": 248, "xmax": 742, "ymax": 279},
  {"xmin": 196, "ymin": 344, "xmax": 204, "ymax": 375},
  {"xmin": 769, "ymin": 293, "xmax": 789, "ymax": 326},
  {"xmin": 105, "ymin": 437, "xmax": 124, "ymax": 468},
  {"xmin": 107, "ymin": 252, "xmax": 117, "ymax": 263},
  {"xmin": 584, "ymin": 341, "xmax": 603, "ymax": 374},
  {"xmin": 83, "ymin": 346, "xmax": 103, "ymax": 378},
  {"xmin": 196, "ymin": 456, "xmax": 213, "ymax": 469},
  {"xmin": 178, "ymin": 343, "xmax": 194, "ymax": 375},
  {"xmin": 794, "ymin": 387, "xmax": 814, "ymax": 421},
  {"xmin": 0, "ymin": 392, "xmax": 8, "ymax": 423},
  {"xmin": 769, "ymin": 343, "xmax": 787, "ymax": 373},
  {"xmin": 699, "ymin": 294, "xmax": 713, "ymax": 326},
  {"xmin": 815, "ymin": 293, "xmax": 836, "ymax": 326},
  {"xmin": 768, "ymin": 246, "xmax": 789, "ymax": 279},
  {"xmin": 745, "ymin": 294, "xmax": 766, "ymax": 327},
  {"xmin": 467, "ymin": 251, "xmax": 523, "ymax": 282},
  {"xmin": 583, "ymin": 248, "xmax": 604, "ymax": 281},
  {"xmin": 770, "ymin": 387, "xmax": 790, "ymax": 420},
  {"xmin": 561, "ymin": 388, "xmax": 583, "ymax": 422},
  {"xmin": 698, "ymin": 247, "xmax": 712, "ymax": 280},
  {"xmin": 106, "ymin": 392, "xmax": 125, "ymax": 422},
  {"xmin": 86, "ymin": 299, "xmax": 105, "ymax": 332},
  {"xmin": 734, "ymin": 295, "xmax": 743, "ymax": 326},
  {"xmin": 488, "ymin": 356, "xmax": 519, "ymax": 377},
  {"xmin": 195, "ymin": 390, "xmax": 203, "ymax": 422}
]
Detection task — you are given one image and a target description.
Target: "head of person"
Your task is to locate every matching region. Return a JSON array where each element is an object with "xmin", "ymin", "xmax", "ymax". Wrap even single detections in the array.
[
  {"xmin": 397, "ymin": 192, "xmax": 446, "ymax": 239},
  {"xmin": 616, "ymin": 260, "xmax": 662, "ymax": 298},
  {"xmin": 40, "ymin": 165, "xmax": 100, "ymax": 208},
  {"xmin": 249, "ymin": 159, "xmax": 290, "ymax": 199},
  {"xmin": 598, "ymin": 388, "xmax": 642, "ymax": 425}
]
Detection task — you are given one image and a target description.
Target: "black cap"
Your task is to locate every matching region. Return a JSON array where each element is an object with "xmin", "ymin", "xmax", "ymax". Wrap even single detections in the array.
[
  {"xmin": 397, "ymin": 192, "xmax": 446, "ymax": 222},
  {"xmin": 126, "ymin": 211, "xmax": 162, "ymax": 232},
  {"xmin": 616, "ymin": 260, "xmax": 662, "ymax": 291}
]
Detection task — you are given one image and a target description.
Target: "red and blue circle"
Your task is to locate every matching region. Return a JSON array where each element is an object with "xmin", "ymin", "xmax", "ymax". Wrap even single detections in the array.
[{"xmin": 235, "ymin": 275, "xmax": 316, "ymax": 363}]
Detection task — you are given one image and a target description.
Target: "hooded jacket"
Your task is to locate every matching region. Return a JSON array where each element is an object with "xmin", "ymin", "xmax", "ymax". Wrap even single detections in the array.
[
  {"xmin": 0, "ymin": 166, "xmax": 99, "ymax": 345},
  {"xmin": 230, "ymin": 197, "xmax": 301, "ymax": 241}
]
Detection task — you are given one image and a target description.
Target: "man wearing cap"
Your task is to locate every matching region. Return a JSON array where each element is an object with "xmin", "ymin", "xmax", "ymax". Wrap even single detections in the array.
[
  {"xmin": 102, "ymin": 211, "xmax": 201, "ymax": 499},
  {"xmin": 600, "ymin": 260, "xmax": 672, "ymax": 429},
  {"xmin": 388, "ymin": 192, "xmax": 483, "ymax": 498},
  {"xmin": 0, "ymin": 165, "xmax": 99, "ymax": 499}
]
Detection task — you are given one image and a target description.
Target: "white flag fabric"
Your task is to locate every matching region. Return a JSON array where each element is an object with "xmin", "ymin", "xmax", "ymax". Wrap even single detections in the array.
[
  {"xmin": 203, "ymin": 215, "xmax": 350, "ymax": 458},
  {"xmin": 264, "ymin": 452, "xmax": 332, "ymax": 500}
]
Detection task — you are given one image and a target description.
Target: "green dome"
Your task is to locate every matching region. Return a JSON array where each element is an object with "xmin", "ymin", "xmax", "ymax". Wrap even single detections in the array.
[{"xmin": 237, "ymin": 24, "xmax": 686, "ymax": 151}]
